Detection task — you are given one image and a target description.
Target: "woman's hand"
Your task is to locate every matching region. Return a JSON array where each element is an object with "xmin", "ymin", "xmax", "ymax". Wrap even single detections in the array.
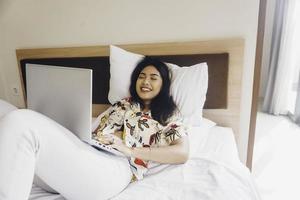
[
  {"xmin": 97, "ymin": 134, "xmax": 132, "ymax": 156},
  {"xmin": 111, "ymin": 139, "xmax": 132, "ymax": 157},
  {"xmin": 97, "ymin": 134, "xmax": 114, "ymax": 145},
  {"xmin": 97, "ymin": 130, "xmax": 123, "ymax": 144},
  {"xmin": 112, "ymin": 131, "xmax": 123, "ymax": 140}
]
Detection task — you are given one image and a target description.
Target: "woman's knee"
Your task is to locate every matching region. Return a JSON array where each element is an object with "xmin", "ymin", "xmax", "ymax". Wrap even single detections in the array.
[
  {"xmin": 0, "ymin": 109, "xmax": 52, "ymax": 141},
  {"xmin": 2, "ymin": 109, "xmax": 40, "ymax": 124}
]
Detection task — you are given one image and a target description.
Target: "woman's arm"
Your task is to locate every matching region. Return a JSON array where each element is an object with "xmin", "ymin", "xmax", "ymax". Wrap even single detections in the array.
[{"xmin": 112, "ymin": 136, "xmax": 189, "ymax": 164}]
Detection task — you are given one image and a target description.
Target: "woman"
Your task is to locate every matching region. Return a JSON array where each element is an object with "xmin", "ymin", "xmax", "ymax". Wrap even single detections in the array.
[
  {"xmin": 0, "ymin": 57, "xmax": 189, "ymax": 200},
  {"xmin": 93, "ymin": 57, "xmax": 189, "ymax": 180}
]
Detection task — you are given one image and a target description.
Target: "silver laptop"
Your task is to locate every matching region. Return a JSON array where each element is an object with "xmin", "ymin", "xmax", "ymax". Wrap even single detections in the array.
[
  {"xmin": 26, "ymin": 64, "xmax": 124, "ymax": 156},
  {"xmin": 26, "ymin": 64, "xmax": 92, "ymax": 142}
]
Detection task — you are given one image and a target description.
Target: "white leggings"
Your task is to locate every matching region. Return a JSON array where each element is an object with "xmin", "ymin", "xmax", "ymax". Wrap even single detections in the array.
[{"xmin": 0, "ymin": 109, "xmax": 132, "ymax": 200}]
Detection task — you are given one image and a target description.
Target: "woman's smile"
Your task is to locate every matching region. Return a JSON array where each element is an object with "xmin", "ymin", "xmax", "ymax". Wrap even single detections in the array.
[
  {"xmin": 136, "ymin": 65, "xmax": 163, "ymax": 105},
  {"xmin": 140, "ymin": 86, "xmax": 152, "ymax": 92}
]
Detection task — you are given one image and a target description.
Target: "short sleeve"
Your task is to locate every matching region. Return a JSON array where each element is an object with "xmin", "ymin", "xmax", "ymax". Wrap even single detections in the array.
[
  {"xmin": 92, "ymin": 99, "xmax": 130, "ymax": 136},
  {"xmin": 161, "ymin": 112, "xmax": 188, "ymax": 144}
]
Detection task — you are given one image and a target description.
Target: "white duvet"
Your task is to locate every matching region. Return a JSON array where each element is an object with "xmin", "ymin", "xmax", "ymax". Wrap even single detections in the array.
[
  {"xmin": 28, "ymin": 126, "xmax": 261, "ymax": 200},
  {"xmin": 111, "ymin": 157, "xmax": 259, "ymax": 200},
  {"xmin": 109, "ymin": 126, "xmax": 261, "ymax": 200}
]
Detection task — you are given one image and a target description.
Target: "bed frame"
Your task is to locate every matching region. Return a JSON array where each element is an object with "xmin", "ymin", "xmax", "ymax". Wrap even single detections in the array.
[{"xmin": 16, "ymin": 38, "xmax": 244, "ymax": 144}]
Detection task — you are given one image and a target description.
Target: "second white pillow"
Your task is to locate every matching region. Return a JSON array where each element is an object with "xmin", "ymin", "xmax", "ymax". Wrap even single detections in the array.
[{"xmin": 168, "ymin": 63, "xmax": 208, "ymax": 125}]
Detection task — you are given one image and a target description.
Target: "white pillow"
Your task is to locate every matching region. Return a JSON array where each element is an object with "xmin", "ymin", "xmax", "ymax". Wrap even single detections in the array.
[
  {"xmin": 108, "ymin": 45, "xmax": 144, "ymax": 104},
  {"xmin": 0, "ymin": 99, "xmax": 18, "ymax": 118},
  {"xmin": 168, "ymin": 63, "xmax": 208, "ymax": 125},
  {"xmin": 108, "ymin": 45, "xmax": 208, "ymax": 126}
]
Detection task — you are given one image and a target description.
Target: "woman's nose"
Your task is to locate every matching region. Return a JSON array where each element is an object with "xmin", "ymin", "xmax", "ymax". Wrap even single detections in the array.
[{"xmin": 142, "ymin": 78, "xmax": 150, "ymax": 85}]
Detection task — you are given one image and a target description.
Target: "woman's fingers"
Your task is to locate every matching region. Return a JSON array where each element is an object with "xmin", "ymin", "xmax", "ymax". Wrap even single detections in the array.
[
  {"xmin": 111, "ymin": 142, "xmax": 131, "ymax": 156},
  {"xmin": 112, "ymin": 131, "xmax": 123, "ymax": 139},
  {"xmin": 97, "ymin": 134, "xmax": 114, "ymax": 145},
  {"xmin": 97, "ymin": 134, "xmax": 124, "ymax": 146}
]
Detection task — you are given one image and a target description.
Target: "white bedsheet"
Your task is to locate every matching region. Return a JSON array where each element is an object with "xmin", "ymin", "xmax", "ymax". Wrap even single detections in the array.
[
  {"xmin": 111, "ymin": 158, "xmax": 259, "ymax": 200},
  {"xmin": 29, "ymin": 126, "xmax": 261, "ymax": 200}
]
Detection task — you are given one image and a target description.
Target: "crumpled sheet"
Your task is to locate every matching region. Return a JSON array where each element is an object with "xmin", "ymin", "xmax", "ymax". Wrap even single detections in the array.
[{"xmin": 111, "ymin": 157, "xmax": 261, "ymax": 200}]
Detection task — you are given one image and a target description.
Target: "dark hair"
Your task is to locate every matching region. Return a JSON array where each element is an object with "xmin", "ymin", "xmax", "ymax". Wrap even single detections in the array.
[{"xmin": 129, "ymin": 56, "xmax": 177, "ymax": 125}]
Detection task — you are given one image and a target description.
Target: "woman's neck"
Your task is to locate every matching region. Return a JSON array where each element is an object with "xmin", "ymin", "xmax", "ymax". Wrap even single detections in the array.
[{"xmin": 143, "ymin": 101, "xmax": 150, "ymax": 112}]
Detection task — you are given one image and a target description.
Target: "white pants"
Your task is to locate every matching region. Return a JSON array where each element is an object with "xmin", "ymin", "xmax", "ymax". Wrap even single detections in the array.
[{"xmin": 0, "ymin": 109, "xmax": 132, "ymax": 200}]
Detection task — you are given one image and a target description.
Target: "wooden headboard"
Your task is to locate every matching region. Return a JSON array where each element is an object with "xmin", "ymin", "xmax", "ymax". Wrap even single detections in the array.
[{"xmin": 16, "ymin": 38, "xmax": 244, "ymax": 142}]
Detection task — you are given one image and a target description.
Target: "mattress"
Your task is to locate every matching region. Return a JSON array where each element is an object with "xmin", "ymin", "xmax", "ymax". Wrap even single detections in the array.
[{"xmin": 29, "ymin": 125, "xmax": 261, "ymax": 200}]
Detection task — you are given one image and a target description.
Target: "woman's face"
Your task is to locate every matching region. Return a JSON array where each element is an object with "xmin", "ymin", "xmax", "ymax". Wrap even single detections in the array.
[{"xmin": 136, "ymin": 65, "xmax": 163, "ymax": 105}]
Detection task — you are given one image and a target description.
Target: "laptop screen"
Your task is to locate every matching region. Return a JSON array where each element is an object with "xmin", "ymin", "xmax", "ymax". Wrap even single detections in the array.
[{"xmin": 26, "ymin": 64, "xmax": 92, "ymax": 141}]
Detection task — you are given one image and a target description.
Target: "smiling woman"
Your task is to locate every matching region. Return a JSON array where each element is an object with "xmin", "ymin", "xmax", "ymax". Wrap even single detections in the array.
[
  {"xmin": 94, "ymin": 56, "xmax": 189, "ymax": 181},
  {"xmin": 136, "ymin": 66, "xmax": 162, "ymax": 108},
  {"xmin": 130, "ymin": 57, "xmax": 177, "ymax": 125}
]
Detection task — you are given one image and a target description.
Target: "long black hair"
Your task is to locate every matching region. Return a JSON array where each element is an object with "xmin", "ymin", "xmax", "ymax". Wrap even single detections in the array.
[{"xmin": 129, "ymin": 57, "xmax": 177, "ymax": 125}]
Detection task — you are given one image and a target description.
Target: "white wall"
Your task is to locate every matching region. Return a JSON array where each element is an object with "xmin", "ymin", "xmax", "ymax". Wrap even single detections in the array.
[
  {"xmin": 0, "ymin": 64, "xmax": 6, "ymax": 99},
  {"xmin": 0, "ymin": 0, "xmax": 260, "ymax": 163},
  {"xmin": 0, "ymin": 19, "xmax": 7, "ymax": 100}
]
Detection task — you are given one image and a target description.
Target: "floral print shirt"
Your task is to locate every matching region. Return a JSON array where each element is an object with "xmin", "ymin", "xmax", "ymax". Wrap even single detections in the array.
[{"xmin": 92, "ymin": 98, "xmax": 187, "ymax": 180}]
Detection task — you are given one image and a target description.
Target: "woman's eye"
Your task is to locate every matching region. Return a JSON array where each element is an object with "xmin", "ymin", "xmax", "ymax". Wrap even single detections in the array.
[{"xmin": 151, "ymin": 78, "xmax": 157, "ymax": 81}]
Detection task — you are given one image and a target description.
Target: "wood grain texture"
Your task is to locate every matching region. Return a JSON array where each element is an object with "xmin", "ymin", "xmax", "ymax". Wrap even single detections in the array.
[{"xmin": 247, "ymin": 0, "xmax": 267, "ymax": 170}]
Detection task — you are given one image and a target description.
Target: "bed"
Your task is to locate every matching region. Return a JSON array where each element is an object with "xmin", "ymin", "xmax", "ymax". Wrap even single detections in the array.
[{"xmin": 12, "ymin": 38, "xmax": 261, "ymax": 199}]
